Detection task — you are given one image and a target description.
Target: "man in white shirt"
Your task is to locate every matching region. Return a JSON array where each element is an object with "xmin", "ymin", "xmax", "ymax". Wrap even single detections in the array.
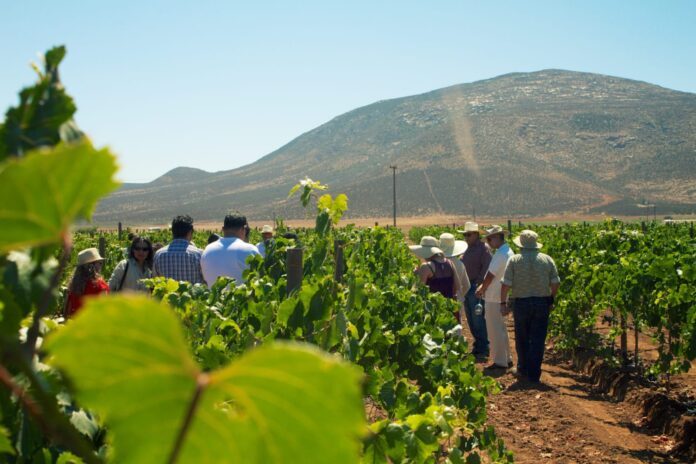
[
  {"xmin": 475, "ymin": 225, "xmax": 514, "ymax": 369},
  {"xmin": 201, "ymin": 214, "xmax": 261, "ymax": 287}
]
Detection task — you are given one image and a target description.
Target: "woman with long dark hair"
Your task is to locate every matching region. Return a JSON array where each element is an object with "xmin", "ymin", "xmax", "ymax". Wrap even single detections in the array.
[
  {"xmin": 108, "ymin": 236, "xmax": 154, "ymax": 293},
  {"xmin": 65, "ymin": 248, "xmax": 109, "ymax": 317}
]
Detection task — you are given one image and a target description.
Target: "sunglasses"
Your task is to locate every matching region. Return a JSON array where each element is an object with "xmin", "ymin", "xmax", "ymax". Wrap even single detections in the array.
[{"xmin": 133, "ymin": 246, "xmax": 150, "ymax": 251}]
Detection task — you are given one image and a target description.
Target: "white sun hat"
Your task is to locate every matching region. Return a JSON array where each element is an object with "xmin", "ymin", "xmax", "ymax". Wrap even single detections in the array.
[
  {"xmin": 408, "ymin": 236, "xmax": 444, "ymax": 260},
  {"xmin": 457, "ymin": 222, "xmax": 482, "ymax": 235},
  {"xmin": 261, "ymin": 225, "xmax": 274, "ymax": 234},
  {"xmin": 77, "ymin": 248, "xmax": 104, "ymax": 266},
  {"xmin": 439, "ymin": 233, "xmax": 468, "ymax": 257}
]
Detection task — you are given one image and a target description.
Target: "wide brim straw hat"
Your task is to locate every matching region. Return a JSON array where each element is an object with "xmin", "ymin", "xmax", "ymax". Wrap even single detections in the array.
[
  {"xmin": 77, "ymin": 248, "xmax": 104, "ymax": 266},
  {"xmin": 456, "ymin": 221, "xmax": 482, "ymax": 235},
  {"xmin": 409, "ymin": 235, "xmax": 444, "ymax": 260},
  {"xmin": 439, "ymin": 233, "xmax": 468, "ymax": 257},
  {"xmin": 513, "ymin": 229, "xmax": 543, "ymax": 249},
  {"xmin": 484, "ymin": 224, "xmax": 509, "ymax": 238},
  {"xmin": 261, "ymin": 225, "xmax": 274, "ymax": 234}
]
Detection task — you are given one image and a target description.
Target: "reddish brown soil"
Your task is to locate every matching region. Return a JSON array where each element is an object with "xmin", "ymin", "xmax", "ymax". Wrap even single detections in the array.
[{"xmin": 463, "ymin": 318, "xmax": 693, "ymax": 463}]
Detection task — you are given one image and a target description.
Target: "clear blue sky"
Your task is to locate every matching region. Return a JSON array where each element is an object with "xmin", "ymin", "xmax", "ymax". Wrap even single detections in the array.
[{"xmin": 2, "ymin": 1, "xmax": 695, "ymax": 182}]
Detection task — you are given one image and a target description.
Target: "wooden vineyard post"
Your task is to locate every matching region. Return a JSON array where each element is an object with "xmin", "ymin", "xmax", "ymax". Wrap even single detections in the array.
[
  {"xmin": 507, "ymin": 219, "xmax": 512, "ymax": 234},
  {"xmin": 98, "ymin": 236, "xmax": 106, "ymax": 260},
  {"xmin": 634, "ymin": 316, "xmax": 640, "ymax": 369},
  {"xmin": 620, "ymin": 314, "xmax": 628, "ymax": 365},
  {"xmin": 118, "ymin": 222, "xmax": 123, "ymax": 240},
  {"xmin": 691, "ymin": 221, "xmax": 694, "ymax": 238},
  {"xmin": 334, "ymin": 240, "xmax": 345, "ymax": 283},
  {"xmin": 286, "ymin": 248, "xmax": 303, "ymax": 296}
]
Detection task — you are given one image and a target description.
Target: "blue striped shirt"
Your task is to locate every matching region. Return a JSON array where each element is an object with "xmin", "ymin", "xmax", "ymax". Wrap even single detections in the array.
[{"xmin": 153, "ymin": 239, "xmax": 205, "ymax": 284}]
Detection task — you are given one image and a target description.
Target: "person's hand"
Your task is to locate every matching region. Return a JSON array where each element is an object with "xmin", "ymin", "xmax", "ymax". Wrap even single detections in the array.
[
  {"xmin": 500, "ymin": 303, "xmax": 511, "ymax": 316},
  {"xmin": 475, "ymin": 285, "xmax": 484, "ymax": 298}
]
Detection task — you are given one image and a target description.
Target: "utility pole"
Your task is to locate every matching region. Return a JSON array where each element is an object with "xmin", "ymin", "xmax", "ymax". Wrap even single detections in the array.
[{"xmin": 389, "ymin": 165, "xmax": 397, "ymax": 227}]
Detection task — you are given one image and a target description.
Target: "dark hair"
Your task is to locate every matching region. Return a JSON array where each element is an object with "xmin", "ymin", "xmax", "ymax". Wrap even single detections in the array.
[
  {"xmin": 152, "ymin": 242, "xmax": 165, "ymax": 253},
  {"xmin": 127, "ymin": 232, "xmax": 136, "ymax": 241},
  {"xmin": 129, "ymin": 236, "xmax": 153, "ymax": 269},
  {"xmin": 223, "ymin": 214, "xmax": 248, "ymax": 230},
  {"xmin": 207, "ymin": 233, "xmax": 221, "ymax": 244},
  {"xmin": 171, "ymin": 215, "xmax": 194, "ymax": 239},
  {"xmin": 282, "ymin": 232, "xmax": 298, "ymax": 240},
  {"xmin": 69, "ymin": 262, "xmax": 102, "ymax": 295}
]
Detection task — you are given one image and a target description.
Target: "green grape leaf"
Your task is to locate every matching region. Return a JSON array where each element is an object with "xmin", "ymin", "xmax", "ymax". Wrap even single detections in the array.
[
  {"xmin": 0, "ymin": 426, "xmax": 14, "ymax": 455},
  {"xmin": 0, "ymin": 46, "xmax": 83, "ymax": 160},
  {"xmin": 0, "ymin": 142, "xmax": 119, "ymax": 252},
  {"xmin": 56, "ymin": 451, "xmax": 84, "ymax": 464},
  {"xmin": 45, "ymin": 296, "xmax": 365, "ymax": 464}
]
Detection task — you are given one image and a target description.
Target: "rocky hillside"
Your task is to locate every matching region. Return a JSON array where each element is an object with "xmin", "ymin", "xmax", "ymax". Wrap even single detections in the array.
[{"xmin": 94, "ymin": 69, "xmax": 696, "ymax": 224}]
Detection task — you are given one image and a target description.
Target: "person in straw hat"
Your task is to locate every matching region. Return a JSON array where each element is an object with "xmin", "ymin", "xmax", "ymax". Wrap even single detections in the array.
[
  {"xmin": 65, "ymin": 248, "xmax": 109, "ymax": 317},
  {"xmin": 256, "ymin": 224, "xmax": 275, "ymax": 258},
  {"xmin": 475, "ymin": 225, "xmax": 514, "ymax": 370},
  {"xmin": 457, "ymin": 222, "xmax": 492, "ymax": 359},
  {"xmin": 500, "ymin": 229, "xmax": 560, "ymax": 383},
  {"xmin": 439, "ymin": 233, "xmax": 470, "ymax": 332},
  {"xmin": 409, "ymin": 236, "xmax": 461, "ymax": 302}
]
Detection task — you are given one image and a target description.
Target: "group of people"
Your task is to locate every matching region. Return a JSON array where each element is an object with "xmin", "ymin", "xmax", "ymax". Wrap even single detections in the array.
[
  {"xmin": 64, "ymin": 214, "xmax": 274, "ymax": 316},
  {"xmin": 64, "ymin": 215, "xmax": 559, "ymax": 383},
  {"xmin": 409, "ymin": 222, "xmax": 560, "ymax": 384}
]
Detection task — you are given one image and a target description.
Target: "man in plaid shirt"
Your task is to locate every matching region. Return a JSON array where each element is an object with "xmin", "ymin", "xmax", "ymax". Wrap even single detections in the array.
[{"xmin": 153, "ymin": 215, "xmax": 205, "ymax": 284}]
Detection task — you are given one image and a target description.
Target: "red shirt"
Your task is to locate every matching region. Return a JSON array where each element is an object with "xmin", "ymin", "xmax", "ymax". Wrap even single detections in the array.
[{"xmin": 66, "ymin": 278, "xmax": 109, "ymax": 316}]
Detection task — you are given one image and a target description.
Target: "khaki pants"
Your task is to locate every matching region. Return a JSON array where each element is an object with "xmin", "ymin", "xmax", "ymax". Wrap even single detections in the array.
[{"xmin": 484, "ymin": 301, "xmax": 512, "ymax": 367}]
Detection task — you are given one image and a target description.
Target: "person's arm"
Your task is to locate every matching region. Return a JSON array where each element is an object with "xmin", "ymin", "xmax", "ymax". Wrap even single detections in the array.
[
  {"xmin": 550, "ymin": 283, "xmax": 560, "ymax": 297},
  {"xmin": 450, "ymin": 260, "xmax": 461, "ymax": 299},
  {"xmin": 479, "ymin": 247, "xmax": 492, "ymax": 282},
  {"xmin": 500, "ymin": 260, "xmax": 514, "ymax": 315},
  {"xmin": 500, "ymin": 283, "xmax": 512, "ymax": 315},
  {"xmin": 459, "ymin": 263, "xmax": 470, "ymax": 296},
  {"xmin": 108, "ymin": 260, "xmax": 126, "ymax": 292},
  {"xmin": 549, "ymin": 257, "xmax": 560, "ymax": 304},
  {"xmin": 474, "ymin": 271, "xmax": 495, "ymax": 298},
  {"xmin": 152, "ymin": 253, "xmax": 161, "ymax": 277},
  {"xmin": 549, "ymin": 258, "xmax": 560, "ymax": 296},
  {"xmin": 415, "ymin": 263, "xmax": 433, "ymax": 284}
]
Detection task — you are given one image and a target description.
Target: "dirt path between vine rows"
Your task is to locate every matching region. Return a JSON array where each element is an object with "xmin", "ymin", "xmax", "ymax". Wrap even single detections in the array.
[{"xmin": 464, "ymin": 324, "xmax": 686, "ymax": 463}]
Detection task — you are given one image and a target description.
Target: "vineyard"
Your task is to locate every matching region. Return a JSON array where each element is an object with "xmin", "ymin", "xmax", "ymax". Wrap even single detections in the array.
[{"xmin": 0, "ymin": 47, "xmax": 695, "ymax": 463}]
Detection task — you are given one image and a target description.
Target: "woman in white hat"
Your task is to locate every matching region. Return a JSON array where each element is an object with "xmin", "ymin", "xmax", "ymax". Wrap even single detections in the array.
[
  {"xmin": 439, "ymin": 233, "xmax": 470, "ymax": 330},
  {"xmin": 409, "ymin": 236, "xmax": 461, "ymax": 301},
  {"xmin": 65, "ymin": 248, "xmax": 109, "ymax": 317}
]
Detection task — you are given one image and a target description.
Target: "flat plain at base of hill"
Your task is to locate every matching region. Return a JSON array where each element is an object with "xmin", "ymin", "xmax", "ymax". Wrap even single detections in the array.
[{"xmin": 98, "ymin": 214, "xmax": 696, "ymax": 232}]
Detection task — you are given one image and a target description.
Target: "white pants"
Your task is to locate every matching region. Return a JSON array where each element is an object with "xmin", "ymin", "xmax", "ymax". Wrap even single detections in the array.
[{"xmin": 485, "ymin": 301, "xmax": 512, "ymax": 367}]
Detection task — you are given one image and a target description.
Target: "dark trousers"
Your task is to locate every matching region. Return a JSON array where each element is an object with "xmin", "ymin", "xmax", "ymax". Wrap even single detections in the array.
[
  {"xmin": 463, "ymin": 281, "xmax": 489, "ymax": 355},
  {"xmin": 513, "ymin": 297, "xmax": 552, "ymax": 382}
]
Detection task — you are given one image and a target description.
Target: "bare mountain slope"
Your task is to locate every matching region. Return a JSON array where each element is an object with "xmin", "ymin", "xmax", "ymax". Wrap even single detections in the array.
[{"xmin": 95, "ymin": 69, "xmax": 696, "ymax": 223}]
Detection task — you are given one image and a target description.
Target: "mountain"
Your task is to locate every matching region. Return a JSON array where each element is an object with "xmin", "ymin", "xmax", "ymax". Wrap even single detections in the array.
[{"xmin": 94, "ymin": 69, "xmax": 696, "ymax": 224}]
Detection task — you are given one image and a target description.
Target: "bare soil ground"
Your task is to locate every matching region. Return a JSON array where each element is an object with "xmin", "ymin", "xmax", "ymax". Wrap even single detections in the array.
[{"xmin": 462, "ymin": 318, "xmax": 693, "ymax": 463}]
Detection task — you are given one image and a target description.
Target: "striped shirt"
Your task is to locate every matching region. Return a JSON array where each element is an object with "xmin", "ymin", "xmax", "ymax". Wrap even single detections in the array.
[
  {"xmin": 501, "ymin": 250, "xmax": 560, "ymax": 298},
  {"xmin": 153, "ymin": 239, "xmax": 205, "ymax": 284}
]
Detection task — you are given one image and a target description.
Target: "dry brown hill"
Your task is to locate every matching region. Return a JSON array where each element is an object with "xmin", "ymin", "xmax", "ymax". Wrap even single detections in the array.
[{"xmin": 94, "ymin": 69, "xmax": 696, "ymax": 223}]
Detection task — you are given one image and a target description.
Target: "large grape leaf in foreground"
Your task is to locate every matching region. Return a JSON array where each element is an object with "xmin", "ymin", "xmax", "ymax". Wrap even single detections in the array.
[
  {"xmin": 45, "ymin": 296, "xmax": 364, "ymax": 463},
  {"xmin": 0, "ymin": 142, "xmax": 119, "ymax": 252}
]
